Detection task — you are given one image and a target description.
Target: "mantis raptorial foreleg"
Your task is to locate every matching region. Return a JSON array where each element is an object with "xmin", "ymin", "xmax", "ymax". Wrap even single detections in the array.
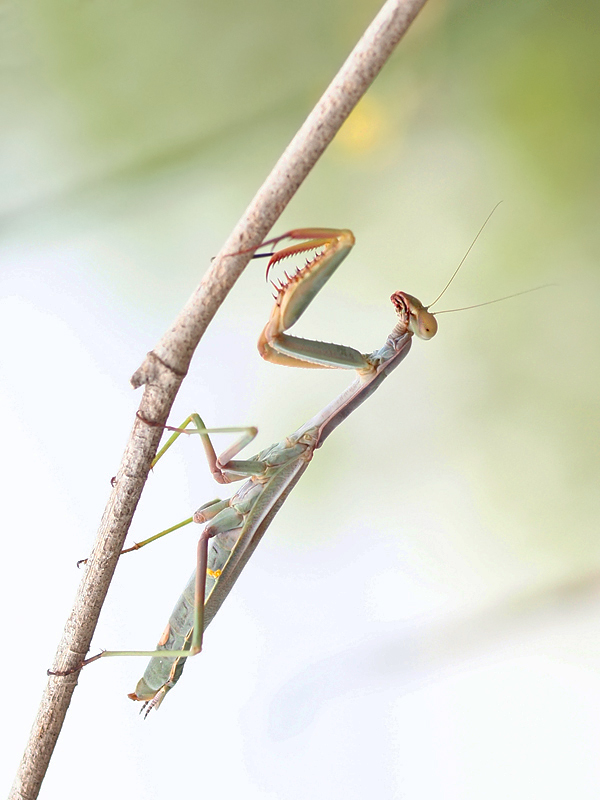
[{"xmin": 257, "ymin": 228, "xmax": 377, "ymax": 370}]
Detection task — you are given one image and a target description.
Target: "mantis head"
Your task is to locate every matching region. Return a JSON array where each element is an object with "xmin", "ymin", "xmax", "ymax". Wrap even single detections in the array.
[{"xmin": 391, "ymin": 292, "xmax": 438, "ymax": 340}]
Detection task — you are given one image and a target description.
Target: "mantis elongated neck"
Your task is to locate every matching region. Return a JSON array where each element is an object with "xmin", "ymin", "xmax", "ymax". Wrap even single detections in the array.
[{"xmin": 293, "ymin": 331, "xmax": 412, "ymax": 448}]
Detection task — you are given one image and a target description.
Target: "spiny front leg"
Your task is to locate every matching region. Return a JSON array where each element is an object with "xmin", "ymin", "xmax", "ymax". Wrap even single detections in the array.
[{"xmin": 257, "ymin": 229, "xmax": 373, "ymax": 371}]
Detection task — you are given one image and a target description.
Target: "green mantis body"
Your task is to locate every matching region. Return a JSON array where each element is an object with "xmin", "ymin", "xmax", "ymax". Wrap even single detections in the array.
[{"xmin": 69, "ymin": 229, "xmax": 438, "ymax": 714}]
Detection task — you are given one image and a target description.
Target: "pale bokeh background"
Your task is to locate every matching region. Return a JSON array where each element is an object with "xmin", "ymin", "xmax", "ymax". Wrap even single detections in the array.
[{"xmin": 2, "ymin": 1, "xmax": 600, "ymax": 798}]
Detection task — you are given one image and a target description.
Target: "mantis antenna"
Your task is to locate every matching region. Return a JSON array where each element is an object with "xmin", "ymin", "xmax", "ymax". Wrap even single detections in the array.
[
  {"xmin": 433, "ymin": 284, "xmax": 554, "ymax": 316},
  {"xmin": 423, "ymin": 202, "xmax": 552, "ymax": 317},
  {"xmin": 427, "ymin": 201, "xmax": 503, "ymax": 311}
]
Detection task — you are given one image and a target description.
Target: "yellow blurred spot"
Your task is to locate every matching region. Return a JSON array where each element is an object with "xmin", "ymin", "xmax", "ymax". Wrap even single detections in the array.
[
  {"xmin": 207, "ymin": 568, "xmax": 222, "ymax": 579},
  {"xmin": 336, "ymin": 96, "xmax": 389, "ymax": 155}
]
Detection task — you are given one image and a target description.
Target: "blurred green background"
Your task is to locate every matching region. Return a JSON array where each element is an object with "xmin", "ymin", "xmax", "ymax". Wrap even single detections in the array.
[{"xmin": 3, "ymin": 1, "xmax": 600, "ymax": 798}]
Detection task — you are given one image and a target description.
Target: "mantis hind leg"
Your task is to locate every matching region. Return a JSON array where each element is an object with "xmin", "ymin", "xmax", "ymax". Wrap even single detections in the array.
[{"xmin": 52, "ymin": 504, "xmax": 246, "ymax": 680}]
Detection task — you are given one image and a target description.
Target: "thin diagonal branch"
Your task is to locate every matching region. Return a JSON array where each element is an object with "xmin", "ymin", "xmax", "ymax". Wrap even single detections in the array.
[{"xmin": 10, "ymin": 1, "xmax": 428, "ymax": 797}]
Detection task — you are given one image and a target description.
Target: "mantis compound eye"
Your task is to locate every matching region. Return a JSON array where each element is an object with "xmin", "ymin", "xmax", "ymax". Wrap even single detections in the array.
[{"xmin": 413, "ymin": 308, "xmax": 438, "ymax": 340}]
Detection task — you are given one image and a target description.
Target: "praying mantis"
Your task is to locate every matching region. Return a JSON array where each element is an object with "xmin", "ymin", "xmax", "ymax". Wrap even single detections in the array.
[{"xmin": 55, "ymin": 223, "xmax": 510, "ymax": 715}]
